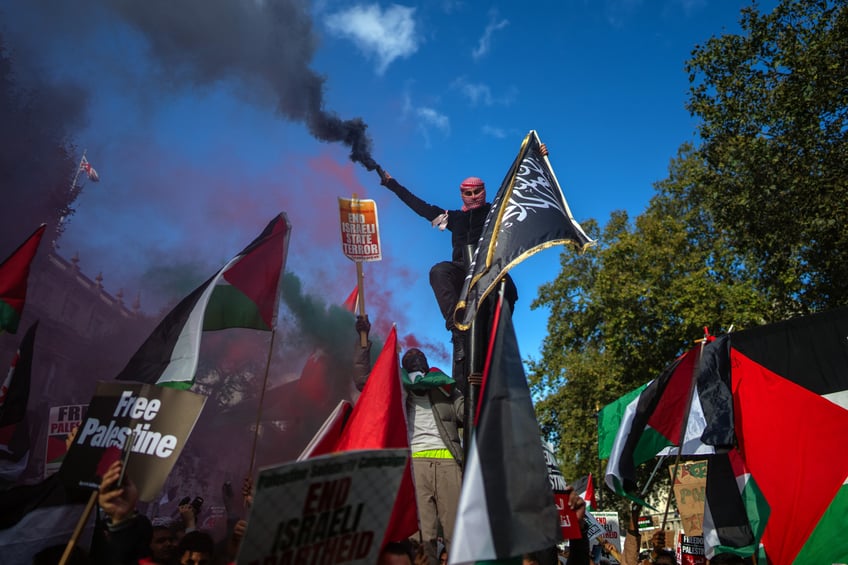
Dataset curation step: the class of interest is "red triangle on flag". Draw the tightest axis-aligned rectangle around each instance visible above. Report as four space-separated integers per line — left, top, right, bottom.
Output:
732 349 848 563
304 326 417 547
0 225 46 334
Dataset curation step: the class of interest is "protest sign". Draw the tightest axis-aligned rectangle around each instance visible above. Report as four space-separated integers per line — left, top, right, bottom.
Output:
59 381 205 501
676 532 707 565
670 459 708 535
44 403 87 477
594 511 622 554
338 197 381 262
541 439 582 539
237 449 409 565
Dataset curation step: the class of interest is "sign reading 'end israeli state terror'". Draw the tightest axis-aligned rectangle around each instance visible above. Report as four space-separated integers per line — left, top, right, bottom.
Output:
338 197 381 262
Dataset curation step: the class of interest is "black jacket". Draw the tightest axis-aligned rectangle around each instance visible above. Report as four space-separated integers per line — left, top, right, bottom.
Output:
384 178 490 263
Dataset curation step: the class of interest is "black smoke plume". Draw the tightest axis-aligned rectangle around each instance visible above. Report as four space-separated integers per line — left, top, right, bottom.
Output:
109 0 380 170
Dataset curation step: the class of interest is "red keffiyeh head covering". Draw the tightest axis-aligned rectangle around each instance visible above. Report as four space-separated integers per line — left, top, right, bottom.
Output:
460 177 486 210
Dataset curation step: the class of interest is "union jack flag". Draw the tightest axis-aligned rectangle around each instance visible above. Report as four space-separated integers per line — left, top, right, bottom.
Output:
80 155 100 182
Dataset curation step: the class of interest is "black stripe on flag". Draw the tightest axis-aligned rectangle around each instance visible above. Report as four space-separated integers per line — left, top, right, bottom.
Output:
476 300 560 556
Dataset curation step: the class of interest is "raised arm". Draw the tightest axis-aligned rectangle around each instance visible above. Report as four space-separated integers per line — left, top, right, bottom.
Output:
379 170 445 222
353 315 372 392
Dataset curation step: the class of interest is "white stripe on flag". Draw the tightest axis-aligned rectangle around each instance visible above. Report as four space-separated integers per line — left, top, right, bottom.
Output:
156 257 236 385
658 387 715 457
605 392 640 493
450 438 496 564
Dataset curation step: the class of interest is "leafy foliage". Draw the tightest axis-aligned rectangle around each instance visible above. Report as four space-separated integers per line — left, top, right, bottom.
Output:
686 0 848 316
530 0 848 513
529 148 769 501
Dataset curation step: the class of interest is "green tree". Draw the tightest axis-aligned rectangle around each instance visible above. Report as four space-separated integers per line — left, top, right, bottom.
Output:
529 147 769 500
685 0 848 317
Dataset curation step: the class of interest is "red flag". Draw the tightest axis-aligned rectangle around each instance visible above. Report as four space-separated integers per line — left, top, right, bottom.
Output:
306 326 418 546
0 225 46 334
342 286 359 313
296 400 352 461
585 473 597 511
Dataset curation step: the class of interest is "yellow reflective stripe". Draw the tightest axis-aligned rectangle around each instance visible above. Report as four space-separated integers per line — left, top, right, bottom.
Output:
412 449 453 459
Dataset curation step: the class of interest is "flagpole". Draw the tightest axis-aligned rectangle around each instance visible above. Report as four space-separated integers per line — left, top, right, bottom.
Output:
356 261 368 347
59 490 98 565
71 150 86 193
660 329 709 532
247 327 278 476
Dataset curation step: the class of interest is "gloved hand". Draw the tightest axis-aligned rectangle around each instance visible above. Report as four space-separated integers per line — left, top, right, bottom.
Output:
355 315 371 336
379 169 393 186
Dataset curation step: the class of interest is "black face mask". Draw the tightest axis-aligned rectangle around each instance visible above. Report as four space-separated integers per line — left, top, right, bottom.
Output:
402 349 429 374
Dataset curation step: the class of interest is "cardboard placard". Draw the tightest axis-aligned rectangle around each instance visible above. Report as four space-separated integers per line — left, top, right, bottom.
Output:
59 382 205 501
237 449 409 565
670 459 707 536
593 511 622 554
338 197 381 262
676 532 707 565
44 403 88 478
541 440 582 539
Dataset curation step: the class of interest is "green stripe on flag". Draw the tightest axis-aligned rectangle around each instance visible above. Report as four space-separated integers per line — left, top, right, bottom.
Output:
740 471 769 549
632 426 673 467
598 383 647 460
203 284 270 331
793 482 848 564
0 300 20 333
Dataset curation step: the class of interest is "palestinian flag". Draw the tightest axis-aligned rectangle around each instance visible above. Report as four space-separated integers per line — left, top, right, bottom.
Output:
601 339 733 504
569 474 597 512
0 322 38 482
116 213 291 388
704 307 848 564
342 285 359 313
450 297 560 564
703 449 768 559
584 473 597 511
454 130 593 330
302 326 418 547
0 474 95 562
0 225 46 334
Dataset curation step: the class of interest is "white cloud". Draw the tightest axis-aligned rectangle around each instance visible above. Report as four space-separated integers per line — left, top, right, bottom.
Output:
416 107 450 133
452 77 493 106
451 77 517 107
472 11 509 60
401 92 450 146
482 125 507 139
324 4 419 74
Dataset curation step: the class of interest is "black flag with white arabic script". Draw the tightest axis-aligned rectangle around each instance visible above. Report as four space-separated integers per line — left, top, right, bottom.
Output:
453 130 594 330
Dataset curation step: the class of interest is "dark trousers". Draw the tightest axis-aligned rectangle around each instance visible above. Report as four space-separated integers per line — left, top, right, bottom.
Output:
429 260 517 331
429 261 467 330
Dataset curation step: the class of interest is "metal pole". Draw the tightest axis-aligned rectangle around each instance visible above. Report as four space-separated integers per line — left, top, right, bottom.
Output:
248 327 278 476
462 245 478 459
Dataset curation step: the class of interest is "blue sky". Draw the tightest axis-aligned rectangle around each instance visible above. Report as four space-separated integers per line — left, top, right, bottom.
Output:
1 0 770 370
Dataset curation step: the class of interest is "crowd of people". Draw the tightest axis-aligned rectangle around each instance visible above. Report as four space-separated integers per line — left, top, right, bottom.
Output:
11 164 750 564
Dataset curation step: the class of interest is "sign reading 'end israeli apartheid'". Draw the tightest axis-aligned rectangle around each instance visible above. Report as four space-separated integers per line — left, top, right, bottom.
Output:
59 381 206 501
237 449 409 565
338 197 382 262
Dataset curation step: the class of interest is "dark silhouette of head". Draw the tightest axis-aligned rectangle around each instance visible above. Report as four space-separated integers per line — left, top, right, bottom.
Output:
401 348 429 374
